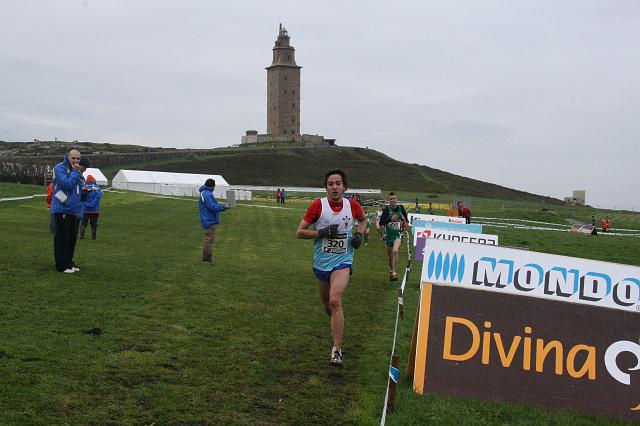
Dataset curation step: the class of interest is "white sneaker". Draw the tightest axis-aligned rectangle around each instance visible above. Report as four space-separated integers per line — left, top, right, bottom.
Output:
330 347 343 366
63 268 75 274
72 267 80 272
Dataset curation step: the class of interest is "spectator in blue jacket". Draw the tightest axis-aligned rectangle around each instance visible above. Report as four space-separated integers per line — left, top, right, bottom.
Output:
198 178 230 263
51 149 86 273
80 175 103 240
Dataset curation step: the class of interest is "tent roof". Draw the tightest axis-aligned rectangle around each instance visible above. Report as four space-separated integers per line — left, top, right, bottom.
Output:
113 169 229 186
82 168 108 185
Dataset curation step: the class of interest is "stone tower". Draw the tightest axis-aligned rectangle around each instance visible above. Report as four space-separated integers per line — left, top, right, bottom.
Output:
266 24 302 140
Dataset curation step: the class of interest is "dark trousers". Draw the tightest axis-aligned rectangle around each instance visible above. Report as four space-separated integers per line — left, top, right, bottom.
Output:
81 213 99 230
80 213 99 238
53 213 79 272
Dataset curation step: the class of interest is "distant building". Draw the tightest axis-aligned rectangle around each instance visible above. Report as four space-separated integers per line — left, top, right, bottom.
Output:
241 24 334 147
564 190 586 205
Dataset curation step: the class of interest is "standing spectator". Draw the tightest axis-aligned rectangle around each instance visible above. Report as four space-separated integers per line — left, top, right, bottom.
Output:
427 202 434 214
79 175 103 240
198 179 229 264
296 169 366 366
601 216 611 233
280 188 286 204
51 149 86 273
379 192 408 281
462 206 472 224
276 188 281 204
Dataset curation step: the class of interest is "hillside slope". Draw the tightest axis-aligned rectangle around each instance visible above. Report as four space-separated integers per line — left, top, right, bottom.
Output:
118 146 560 203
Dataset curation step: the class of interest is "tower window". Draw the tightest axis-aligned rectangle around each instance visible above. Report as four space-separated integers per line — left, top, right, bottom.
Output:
284 90 287 94
292 103 295 107
284 76 287 81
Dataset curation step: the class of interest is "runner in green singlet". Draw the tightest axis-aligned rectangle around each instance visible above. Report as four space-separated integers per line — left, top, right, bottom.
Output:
378 192 408 281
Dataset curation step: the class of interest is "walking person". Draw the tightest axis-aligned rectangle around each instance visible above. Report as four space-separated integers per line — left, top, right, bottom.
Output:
51 149 86 273
296 170 366 366
379 192 408 281
79 175 103 240
198 179 230 264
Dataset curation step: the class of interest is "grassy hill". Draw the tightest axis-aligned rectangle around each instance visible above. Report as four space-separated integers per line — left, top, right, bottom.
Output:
101 146 562 204
3 141 562 203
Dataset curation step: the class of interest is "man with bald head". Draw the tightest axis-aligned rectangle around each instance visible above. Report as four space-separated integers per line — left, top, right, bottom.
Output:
51 149 87 273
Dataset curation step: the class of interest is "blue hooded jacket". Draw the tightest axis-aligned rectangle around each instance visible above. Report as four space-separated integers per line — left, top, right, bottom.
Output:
198 185 226 228
82 182 103 213
51 155 84 215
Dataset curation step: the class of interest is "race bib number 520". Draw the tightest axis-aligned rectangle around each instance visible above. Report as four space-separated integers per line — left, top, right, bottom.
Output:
322 235 348 254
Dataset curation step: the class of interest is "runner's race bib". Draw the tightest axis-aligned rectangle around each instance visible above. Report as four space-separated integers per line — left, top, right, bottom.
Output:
322 234 348 254
387 220 402 231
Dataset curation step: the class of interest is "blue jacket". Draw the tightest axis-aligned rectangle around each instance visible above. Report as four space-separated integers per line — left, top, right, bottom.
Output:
198 185 226 228
51 155 84 215
82 182 103 213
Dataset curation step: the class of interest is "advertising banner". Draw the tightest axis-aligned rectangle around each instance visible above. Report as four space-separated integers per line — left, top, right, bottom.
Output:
412 220 483 235
421 239 640 312
409 213 466 225
410 283 640 421
414 229 499 261
569 224 596 235
413 226 499 246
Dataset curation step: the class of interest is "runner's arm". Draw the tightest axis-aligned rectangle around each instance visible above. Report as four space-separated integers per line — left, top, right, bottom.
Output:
378 207 390 226
296 219 320 239
357 214 367 235
401 205 409 223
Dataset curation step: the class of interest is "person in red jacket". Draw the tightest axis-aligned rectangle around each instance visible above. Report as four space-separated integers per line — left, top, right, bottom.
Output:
462 206 472 224
46 183 53 208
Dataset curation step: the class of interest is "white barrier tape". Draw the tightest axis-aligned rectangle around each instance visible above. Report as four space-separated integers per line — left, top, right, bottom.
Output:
381 294 402 426
152 195 196 202
0 194 46 202
480 222 640 236
476 216 570 226
477 216 640 234
381 236 412 425
0 195 36 202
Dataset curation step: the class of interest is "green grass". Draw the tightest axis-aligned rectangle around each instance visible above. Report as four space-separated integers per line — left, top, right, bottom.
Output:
0 182 637 424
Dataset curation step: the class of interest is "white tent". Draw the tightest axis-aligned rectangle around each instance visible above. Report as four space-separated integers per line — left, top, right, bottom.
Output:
112 170 230 199
82 168 109 186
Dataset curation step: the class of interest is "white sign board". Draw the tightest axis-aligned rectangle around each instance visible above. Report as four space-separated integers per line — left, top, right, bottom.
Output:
413 226 499 246
409 213 466 225
421 239 640 312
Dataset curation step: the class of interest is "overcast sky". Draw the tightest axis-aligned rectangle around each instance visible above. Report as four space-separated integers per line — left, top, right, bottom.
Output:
1 1 638 209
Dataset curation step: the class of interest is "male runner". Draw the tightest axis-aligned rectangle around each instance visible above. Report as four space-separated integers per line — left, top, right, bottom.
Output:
375 201 386 239
378 192 408 281
296 170 367 366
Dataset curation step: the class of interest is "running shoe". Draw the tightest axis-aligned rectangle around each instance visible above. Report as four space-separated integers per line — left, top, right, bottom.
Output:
330 347 343 366
391 272 399 281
